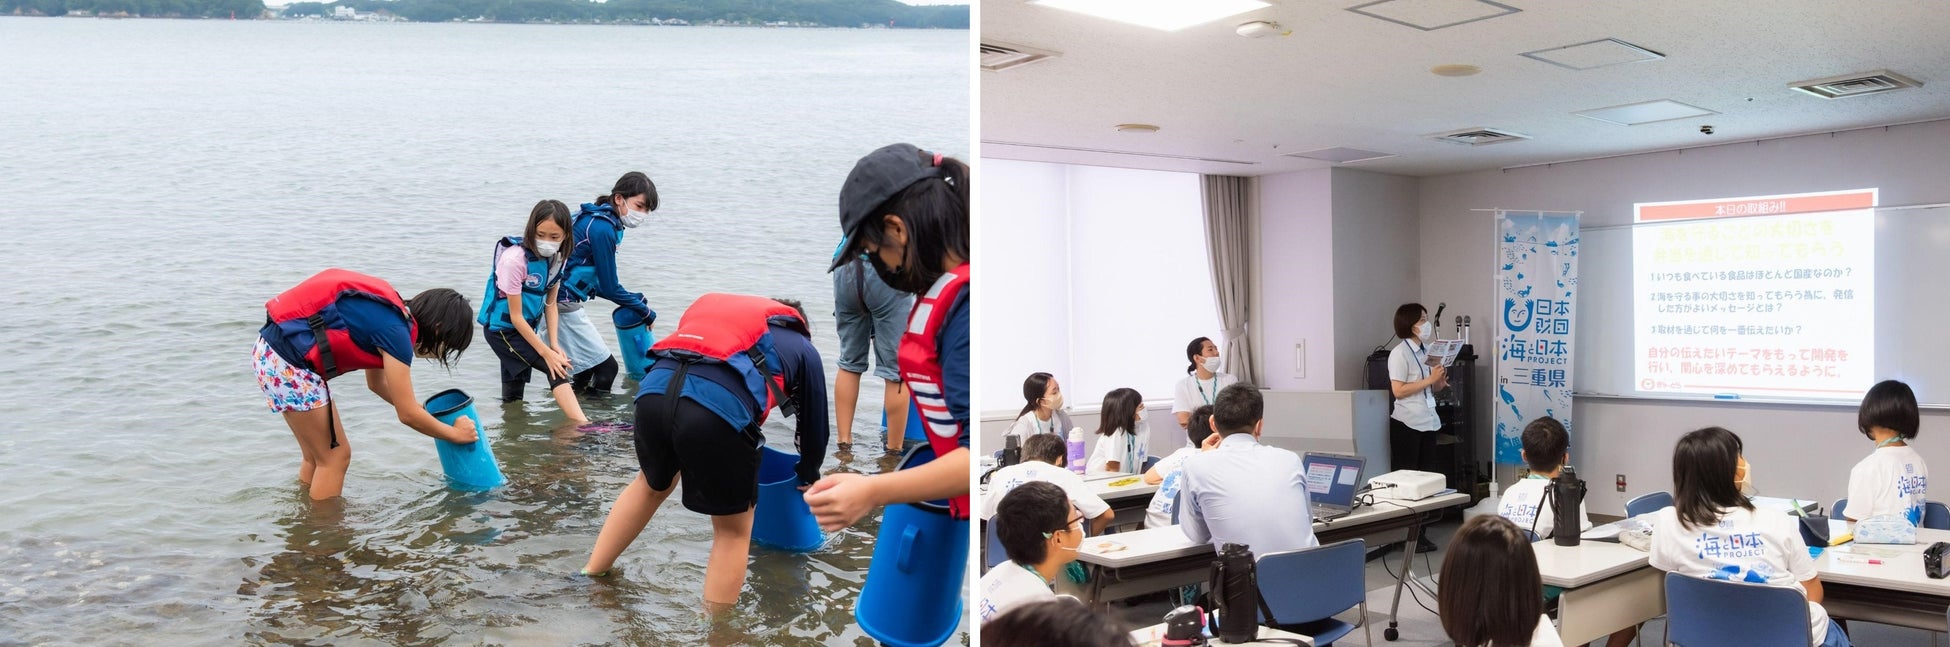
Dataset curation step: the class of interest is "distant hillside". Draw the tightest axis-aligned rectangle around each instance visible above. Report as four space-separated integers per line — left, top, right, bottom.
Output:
4 0 969 26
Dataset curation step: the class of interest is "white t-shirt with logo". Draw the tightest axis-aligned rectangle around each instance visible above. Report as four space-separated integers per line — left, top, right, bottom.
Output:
1648 505 1830 642
1004 410 1074 441
1841 444 1928 524
1144 447 1201 528
1174 372 1239 415
1087 427 1148 475
1498 476 1593 540
980 461 1111 521
978 561 1055 624
1388 339 1441 431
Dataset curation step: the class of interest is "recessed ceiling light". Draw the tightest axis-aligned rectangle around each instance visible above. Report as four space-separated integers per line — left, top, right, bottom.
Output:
1029 0 1270 32
1573 99 1717 126
1346 0 1519 32
1520 38 1665 71
1431 64 1481 77
1115 124 1161 133
1235 20 1288 38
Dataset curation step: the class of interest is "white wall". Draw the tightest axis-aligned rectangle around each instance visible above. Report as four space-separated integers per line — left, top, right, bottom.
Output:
979 159 1072 410
1330 169 1423 390
1255 169 1337 391
1418 119 1950 515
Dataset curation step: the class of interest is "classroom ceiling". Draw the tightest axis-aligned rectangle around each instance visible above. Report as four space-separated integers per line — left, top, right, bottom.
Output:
981 1 1950 177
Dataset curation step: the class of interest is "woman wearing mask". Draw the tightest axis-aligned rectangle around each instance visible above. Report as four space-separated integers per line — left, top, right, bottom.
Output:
1389 303 1446 552
1005 372 1073 440
1087 388 1148 474
555 171 659 394
1172 336 1239 432
478 199 585 422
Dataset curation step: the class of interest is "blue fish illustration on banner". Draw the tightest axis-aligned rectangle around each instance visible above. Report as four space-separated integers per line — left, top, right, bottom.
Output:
1494 211 1580 465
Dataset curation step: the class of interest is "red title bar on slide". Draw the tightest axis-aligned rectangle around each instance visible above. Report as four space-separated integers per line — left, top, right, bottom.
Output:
1637 191 1876 222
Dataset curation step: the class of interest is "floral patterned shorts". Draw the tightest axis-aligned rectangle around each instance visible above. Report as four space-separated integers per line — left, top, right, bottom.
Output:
254 337 328 413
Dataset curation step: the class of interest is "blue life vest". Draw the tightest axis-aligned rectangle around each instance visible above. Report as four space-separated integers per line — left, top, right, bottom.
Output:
477 236 559 331
560 204 623 303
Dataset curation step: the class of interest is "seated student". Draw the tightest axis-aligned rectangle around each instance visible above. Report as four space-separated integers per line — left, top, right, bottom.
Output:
1842 379 1928 525
1005 372 1074 440
1439 515 1563 647
1498 416 1592 539
982 433 1114 536
980 482 1086 625
1142 404 1219 529
1179 384 1318 554
1494 417 1638 646
1087 387 1149 474
982 598 1132 647
1649 427 1850 647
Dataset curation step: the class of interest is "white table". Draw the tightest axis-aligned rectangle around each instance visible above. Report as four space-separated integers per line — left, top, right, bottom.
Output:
1531 539 1660 646
1128 622 1313 646
1078 492 1470 639
1816 528 1950 631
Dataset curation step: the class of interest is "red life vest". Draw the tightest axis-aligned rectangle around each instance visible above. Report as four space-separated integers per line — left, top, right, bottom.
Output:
265 269 416 380
650 293 808 426
897 263 971 519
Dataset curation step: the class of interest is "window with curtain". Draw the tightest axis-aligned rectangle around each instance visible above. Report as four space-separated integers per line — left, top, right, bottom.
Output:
979 159 1220 415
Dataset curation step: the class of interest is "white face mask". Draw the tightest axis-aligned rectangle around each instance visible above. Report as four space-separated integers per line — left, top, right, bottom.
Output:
533 240 560 257
1202 356 1222 373
620 209 648 229
1134 408 1146 424
1417 321 1434 340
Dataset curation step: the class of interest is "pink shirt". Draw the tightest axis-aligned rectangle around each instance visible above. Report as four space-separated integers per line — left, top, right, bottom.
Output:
496 244 533 296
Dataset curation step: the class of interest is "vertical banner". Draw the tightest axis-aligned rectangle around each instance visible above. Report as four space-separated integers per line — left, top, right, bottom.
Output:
1494 211 1580 466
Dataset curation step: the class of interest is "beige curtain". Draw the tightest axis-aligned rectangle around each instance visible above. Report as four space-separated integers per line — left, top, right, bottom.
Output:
1200 175 1258 385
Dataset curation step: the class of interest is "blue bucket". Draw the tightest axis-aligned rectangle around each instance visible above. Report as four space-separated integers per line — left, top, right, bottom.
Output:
753 445 824 552
612 308 655 382
855 444 969 647
902 401 926 443
423 389 505 491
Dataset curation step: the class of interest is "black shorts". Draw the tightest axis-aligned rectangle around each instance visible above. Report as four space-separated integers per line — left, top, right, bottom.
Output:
635 392 763 516
484 326 572 389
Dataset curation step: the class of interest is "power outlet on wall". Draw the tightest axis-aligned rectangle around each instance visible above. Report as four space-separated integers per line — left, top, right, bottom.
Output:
1616 474 1627 492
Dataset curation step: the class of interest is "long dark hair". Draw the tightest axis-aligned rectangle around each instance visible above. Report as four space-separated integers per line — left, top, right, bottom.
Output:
1018 372 1055 418
594 171 659 212
1439 515 1545 647
981 598 1133 647
405 288 472 369
1672 426 1753 531
1184 337 1213 374
523 199 572 260
1095 388 1143 438
855 151 968 295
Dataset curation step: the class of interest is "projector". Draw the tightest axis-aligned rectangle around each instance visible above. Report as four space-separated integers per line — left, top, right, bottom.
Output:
1369 470 1447 501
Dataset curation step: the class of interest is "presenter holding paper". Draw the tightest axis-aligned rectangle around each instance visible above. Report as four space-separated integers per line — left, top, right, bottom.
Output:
1388 302 1446 552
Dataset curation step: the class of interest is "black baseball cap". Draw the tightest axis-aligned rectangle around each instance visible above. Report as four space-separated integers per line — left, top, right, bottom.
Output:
830 143 941 272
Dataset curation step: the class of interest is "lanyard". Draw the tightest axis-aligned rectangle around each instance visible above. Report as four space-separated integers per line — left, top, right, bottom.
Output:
1877 436 1907 448
1405 340 1429 380
1014 561 1054 590
1195 375 1219 404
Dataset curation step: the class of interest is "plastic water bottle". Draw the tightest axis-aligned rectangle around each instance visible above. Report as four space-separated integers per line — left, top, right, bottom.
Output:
1067 427 1086 474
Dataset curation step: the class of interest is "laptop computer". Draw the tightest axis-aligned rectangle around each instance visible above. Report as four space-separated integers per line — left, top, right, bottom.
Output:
1302 452 1367 522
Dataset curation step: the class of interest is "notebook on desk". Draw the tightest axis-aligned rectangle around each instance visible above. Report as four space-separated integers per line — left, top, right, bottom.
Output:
1302 452 1366 522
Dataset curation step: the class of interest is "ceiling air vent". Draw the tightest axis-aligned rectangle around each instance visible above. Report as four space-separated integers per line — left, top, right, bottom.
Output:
1790 70 1922 99
981 41 1059 72
1428 127 1531 146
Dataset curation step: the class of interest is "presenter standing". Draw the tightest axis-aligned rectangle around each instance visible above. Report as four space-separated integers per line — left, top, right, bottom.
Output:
1388 303 1446 552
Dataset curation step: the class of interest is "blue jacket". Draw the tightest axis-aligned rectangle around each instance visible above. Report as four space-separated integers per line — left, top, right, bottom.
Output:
561 203 654 321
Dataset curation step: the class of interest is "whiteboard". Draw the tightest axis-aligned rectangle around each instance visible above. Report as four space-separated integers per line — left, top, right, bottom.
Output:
1573 204 1950 406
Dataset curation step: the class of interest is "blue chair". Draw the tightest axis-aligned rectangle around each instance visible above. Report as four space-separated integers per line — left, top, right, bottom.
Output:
1256 539 1371 646
983 520 1006 570
1625 491 1673 518
1522 529 1540 542
1832 498 1848 520
1665 572 1814 647
1142 455 1161 473
1926 501 1950 530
